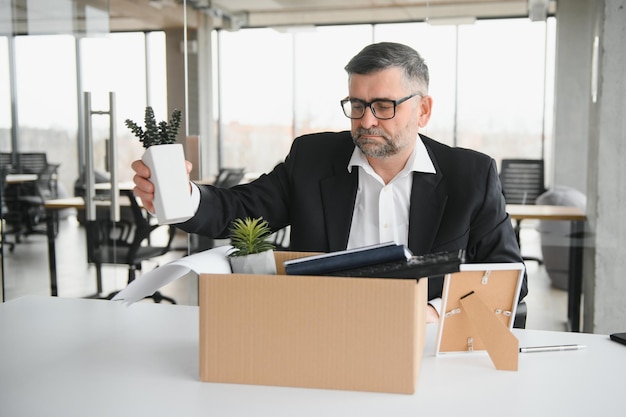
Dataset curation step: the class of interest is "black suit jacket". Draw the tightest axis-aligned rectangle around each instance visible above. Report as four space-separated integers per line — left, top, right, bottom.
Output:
180 131 527 301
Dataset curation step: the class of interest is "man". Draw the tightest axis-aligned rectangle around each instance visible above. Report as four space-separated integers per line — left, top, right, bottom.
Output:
132 42 527 322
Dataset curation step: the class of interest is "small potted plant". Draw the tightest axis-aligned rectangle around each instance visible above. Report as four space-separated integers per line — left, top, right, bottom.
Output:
125 106 193 225
227 217 277 274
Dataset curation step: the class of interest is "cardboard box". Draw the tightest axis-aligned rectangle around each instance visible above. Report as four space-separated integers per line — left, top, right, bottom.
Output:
199 251 427 394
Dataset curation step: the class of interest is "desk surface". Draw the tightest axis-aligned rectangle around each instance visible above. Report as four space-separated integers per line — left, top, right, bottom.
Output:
44 196 134 210
43 196 86 209
44 202 587 221
4 173 38 184
507 204 586 221
0 296 622 417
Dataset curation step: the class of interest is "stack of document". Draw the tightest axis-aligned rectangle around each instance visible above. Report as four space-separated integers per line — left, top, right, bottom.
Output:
284 242 412 276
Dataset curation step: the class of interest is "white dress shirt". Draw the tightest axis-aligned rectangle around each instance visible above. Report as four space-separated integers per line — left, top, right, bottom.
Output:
190 136 437 250
346 136 436 249
188 136 441 311
346 136 441 314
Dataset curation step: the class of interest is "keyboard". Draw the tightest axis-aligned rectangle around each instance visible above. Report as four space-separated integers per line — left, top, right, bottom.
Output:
323 249 466 279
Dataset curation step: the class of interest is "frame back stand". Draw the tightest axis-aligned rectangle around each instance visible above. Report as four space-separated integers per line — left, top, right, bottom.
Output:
459 290 519 370
436 264 525 371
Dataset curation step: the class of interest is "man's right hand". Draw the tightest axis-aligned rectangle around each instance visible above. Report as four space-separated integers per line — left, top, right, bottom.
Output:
131 159 193 215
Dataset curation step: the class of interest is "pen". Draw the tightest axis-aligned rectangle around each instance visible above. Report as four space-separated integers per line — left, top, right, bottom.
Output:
519 344 587 353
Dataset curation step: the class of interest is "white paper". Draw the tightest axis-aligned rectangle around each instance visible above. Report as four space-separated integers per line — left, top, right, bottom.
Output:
112 245 233 305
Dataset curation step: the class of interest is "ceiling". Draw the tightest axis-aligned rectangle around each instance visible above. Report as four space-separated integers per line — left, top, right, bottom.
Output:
3 0 556 35
111 0 556 31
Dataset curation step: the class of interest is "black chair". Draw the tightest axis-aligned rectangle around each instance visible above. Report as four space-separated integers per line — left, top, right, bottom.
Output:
1 152 60 240
513 300 527 329
213 167 245 188
15 152 51 176
17 162 61 236
499 159 547 264
86 189 177 303
187 168 246 254
269 226 290 251
73 169 112 225
0 152 14 171
1 165 16 252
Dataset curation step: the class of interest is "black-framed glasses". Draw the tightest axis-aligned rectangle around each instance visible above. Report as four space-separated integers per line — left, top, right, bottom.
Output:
340 93 421 120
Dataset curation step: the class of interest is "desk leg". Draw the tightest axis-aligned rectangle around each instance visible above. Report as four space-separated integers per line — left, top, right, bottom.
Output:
46 210 58 297
567 220 584 332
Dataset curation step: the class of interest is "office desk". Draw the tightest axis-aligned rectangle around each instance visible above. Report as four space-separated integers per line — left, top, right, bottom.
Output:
4 173 38 184
0 296 623 417
506 204 587 332
43 198 86 296
43 196 135 297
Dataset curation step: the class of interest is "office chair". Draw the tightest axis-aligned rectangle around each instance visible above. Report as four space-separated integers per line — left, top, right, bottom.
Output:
1 166 16 253
0 152 13 170
513 300 527 329
187 168 246 254
15 152 51 176
2 152 60 241
499 159 547 264
213 167 245 188
86 189 177 303
17 162 61 237
269 226 290 251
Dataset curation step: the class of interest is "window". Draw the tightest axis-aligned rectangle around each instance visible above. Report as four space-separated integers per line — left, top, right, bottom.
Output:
13 34 78 196
216 18 555 176
456 19 554 166
0 37 11 148
293 25 372 136
0 32 167 194
218 28 295 174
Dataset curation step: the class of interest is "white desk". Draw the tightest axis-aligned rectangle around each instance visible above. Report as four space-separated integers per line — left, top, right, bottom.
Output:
4 173 38 184
507 204 587 332
1 296 623 417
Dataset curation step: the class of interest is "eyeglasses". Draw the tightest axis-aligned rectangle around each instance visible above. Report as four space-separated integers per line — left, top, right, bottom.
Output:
340 93 421 120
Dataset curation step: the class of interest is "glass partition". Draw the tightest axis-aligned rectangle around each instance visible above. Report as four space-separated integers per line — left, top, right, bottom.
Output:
0 3 556 303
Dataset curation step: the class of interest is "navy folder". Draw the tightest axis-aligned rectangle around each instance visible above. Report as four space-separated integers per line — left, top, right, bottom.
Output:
283 242 411 276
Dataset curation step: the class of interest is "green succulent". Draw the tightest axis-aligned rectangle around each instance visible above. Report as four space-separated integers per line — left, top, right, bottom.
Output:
125 106 182 148
228 217 275 257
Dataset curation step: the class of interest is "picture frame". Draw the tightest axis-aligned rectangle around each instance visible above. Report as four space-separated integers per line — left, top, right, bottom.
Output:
435 263 525 370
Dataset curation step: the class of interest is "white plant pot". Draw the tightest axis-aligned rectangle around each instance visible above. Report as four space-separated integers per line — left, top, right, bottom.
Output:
142 143 194 225
229 250 277 275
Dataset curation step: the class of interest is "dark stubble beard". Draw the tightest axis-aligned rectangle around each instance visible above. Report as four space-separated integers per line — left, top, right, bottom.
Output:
352 127 404 158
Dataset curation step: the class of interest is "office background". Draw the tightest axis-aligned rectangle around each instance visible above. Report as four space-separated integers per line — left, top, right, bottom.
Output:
0 0 624 334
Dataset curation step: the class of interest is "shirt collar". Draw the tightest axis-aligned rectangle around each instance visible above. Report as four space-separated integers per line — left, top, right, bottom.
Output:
347 134 436 175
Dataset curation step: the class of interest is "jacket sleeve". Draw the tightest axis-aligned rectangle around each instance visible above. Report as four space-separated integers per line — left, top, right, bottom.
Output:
466 159 528 301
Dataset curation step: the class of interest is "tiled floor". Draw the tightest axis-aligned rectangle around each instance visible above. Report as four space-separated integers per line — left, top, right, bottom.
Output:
1 215 569 331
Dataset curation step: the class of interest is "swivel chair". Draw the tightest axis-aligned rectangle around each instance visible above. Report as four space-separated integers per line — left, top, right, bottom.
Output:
213 168 245 188
188 167 246 254
86 189 177 303
499 159 547 264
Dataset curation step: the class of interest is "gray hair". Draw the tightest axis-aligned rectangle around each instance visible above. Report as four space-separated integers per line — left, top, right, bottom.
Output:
344 42 429 93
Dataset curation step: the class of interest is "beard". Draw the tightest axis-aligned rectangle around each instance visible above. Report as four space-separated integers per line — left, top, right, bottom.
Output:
352 127 405 158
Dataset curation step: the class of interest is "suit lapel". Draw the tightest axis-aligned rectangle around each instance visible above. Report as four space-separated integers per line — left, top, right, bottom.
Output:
408 163 447 255
318 136 448 254
320 157 358 252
